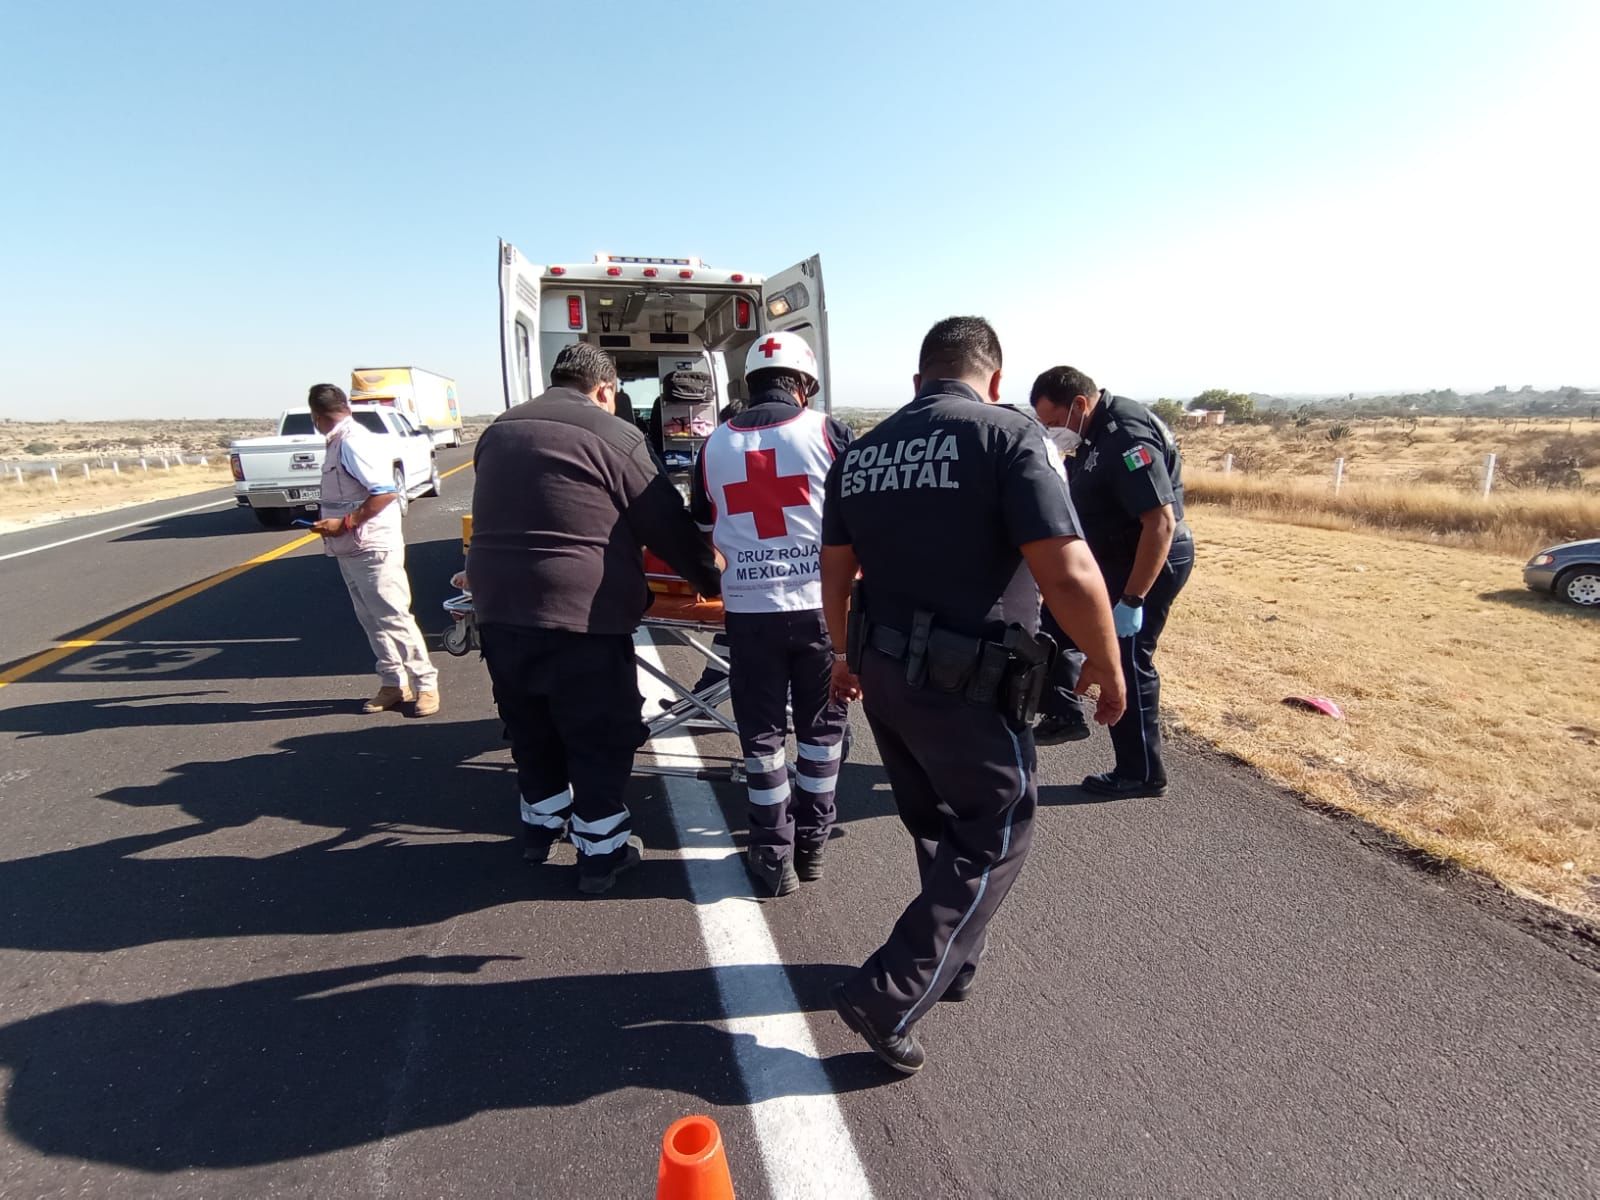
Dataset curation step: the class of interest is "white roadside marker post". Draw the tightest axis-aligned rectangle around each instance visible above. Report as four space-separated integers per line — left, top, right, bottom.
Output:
1222 452 1233 475
1481 452 1496 499
49 467 59 486
1332 457 1345 495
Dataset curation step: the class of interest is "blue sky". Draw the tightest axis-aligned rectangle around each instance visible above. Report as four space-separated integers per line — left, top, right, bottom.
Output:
1 0 1595 418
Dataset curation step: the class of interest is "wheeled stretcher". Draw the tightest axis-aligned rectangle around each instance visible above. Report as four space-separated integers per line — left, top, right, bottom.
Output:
440 518 743 783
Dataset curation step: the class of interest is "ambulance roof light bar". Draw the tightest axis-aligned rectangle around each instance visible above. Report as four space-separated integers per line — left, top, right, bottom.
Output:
595 254 704 268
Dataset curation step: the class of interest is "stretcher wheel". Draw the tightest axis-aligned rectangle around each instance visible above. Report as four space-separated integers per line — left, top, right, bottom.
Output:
442 618 475 657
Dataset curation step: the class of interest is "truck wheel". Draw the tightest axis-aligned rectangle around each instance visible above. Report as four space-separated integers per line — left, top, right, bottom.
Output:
422 457 441 498
254 509 291 529
392 465 409 517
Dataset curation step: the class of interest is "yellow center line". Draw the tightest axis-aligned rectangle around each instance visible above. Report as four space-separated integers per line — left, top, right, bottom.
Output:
0 457 476 690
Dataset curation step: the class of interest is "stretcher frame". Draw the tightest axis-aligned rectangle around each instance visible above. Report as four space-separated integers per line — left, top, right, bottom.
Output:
441 519 742 784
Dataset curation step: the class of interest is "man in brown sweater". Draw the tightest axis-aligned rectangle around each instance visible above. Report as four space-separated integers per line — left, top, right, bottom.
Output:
468 343 720 895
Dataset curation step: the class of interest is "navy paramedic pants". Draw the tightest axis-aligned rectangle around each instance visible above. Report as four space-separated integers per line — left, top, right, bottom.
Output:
479 624 647 867
841 647 1038 1036
724 609 847 866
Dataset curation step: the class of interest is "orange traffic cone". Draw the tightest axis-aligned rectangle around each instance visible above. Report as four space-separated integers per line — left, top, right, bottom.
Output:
656 1114 735 1200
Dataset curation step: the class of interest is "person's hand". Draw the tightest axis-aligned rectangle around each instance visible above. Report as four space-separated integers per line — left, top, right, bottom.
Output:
829 657 862 704
1112 600 1144 638
311 518 347 536
1074 658 1127 726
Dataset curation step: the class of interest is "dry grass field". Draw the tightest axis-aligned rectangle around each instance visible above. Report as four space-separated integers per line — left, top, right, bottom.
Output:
1178 417 1599 555
0 462 236 531
0 417 276 462
1183 471 1600 557
1179 415 1600 489
1163 509 1598 918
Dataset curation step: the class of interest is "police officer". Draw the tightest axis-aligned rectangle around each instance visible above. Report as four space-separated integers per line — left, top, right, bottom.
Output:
1029 366 1194 798
820 317 1126 1073
691 332 853 897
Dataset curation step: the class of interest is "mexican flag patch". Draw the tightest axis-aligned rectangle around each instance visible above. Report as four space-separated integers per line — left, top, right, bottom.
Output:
1123 446 1153 471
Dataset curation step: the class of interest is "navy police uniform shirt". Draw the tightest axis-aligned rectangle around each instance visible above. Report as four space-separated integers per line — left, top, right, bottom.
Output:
1068 391 1186 573
822 379 1082 639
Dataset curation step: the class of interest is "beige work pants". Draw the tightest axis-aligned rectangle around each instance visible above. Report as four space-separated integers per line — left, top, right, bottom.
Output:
336 548 439 692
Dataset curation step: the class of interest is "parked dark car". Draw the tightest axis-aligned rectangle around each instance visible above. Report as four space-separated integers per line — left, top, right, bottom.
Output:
1523 538 1600 607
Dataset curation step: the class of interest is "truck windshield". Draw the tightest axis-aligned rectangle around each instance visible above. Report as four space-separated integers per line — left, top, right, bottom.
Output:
279 412 385 435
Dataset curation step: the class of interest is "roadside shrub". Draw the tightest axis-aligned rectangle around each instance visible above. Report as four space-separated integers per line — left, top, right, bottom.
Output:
22 441 56 455
1326 423 1353 443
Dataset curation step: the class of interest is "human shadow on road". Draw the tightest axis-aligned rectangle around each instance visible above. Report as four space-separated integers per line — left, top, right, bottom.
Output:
0 955 883 1171
0 719 699 953
0 690 344 738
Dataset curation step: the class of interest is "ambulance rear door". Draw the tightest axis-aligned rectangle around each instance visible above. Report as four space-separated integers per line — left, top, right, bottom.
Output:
761 255 831 412
498 240 542 410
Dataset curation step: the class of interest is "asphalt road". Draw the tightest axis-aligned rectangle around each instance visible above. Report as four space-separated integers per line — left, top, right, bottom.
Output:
0 450 1595 1198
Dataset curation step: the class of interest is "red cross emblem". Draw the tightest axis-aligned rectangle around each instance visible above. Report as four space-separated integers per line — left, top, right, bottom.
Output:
722 449 811 538
757 337 784 358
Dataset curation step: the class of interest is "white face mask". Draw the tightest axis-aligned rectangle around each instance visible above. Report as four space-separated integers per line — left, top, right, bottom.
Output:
1047 426 1082 456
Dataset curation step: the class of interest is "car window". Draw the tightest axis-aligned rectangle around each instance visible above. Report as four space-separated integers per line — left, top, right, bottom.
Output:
280 413 314 436
354 412 385 434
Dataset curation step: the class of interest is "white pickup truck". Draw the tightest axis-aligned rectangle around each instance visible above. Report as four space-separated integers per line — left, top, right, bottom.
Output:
228 405 442 528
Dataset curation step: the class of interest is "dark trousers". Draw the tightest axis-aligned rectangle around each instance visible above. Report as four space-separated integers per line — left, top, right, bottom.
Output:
1041 534 1194 784
479 624 646 866
842 648 1038 1036
724 609 847 865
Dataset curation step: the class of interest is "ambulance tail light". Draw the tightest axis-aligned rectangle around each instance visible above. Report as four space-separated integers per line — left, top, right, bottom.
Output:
548 266 566 276
567 296 583 329
606 266 622 276
643 267 659 278
735 298 752 329
678 269 694 279
730 273 745 283
229 453 243 482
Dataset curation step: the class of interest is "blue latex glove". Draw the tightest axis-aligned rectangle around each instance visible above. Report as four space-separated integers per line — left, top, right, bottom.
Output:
1112 600 1144 638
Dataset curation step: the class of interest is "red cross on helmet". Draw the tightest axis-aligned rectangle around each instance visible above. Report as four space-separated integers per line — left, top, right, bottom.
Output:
745 331 820 397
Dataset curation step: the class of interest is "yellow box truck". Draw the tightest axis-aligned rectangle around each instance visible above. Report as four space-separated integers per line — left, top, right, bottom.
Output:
349 366 464 447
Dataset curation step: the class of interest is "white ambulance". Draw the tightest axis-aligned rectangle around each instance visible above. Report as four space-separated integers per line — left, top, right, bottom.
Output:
496 245 830 471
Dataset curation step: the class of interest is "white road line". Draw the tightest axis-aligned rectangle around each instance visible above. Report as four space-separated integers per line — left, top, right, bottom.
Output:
0 497 235 563
635 637 874 1200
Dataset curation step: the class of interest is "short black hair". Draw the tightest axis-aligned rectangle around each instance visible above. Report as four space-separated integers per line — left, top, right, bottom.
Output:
307 383 350 416
918 316 1002 380
1029 366 1098 408
747 367 808 398
550 343 618 392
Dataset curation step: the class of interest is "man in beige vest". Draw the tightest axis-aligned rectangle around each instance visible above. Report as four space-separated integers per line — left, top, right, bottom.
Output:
307 383 441 716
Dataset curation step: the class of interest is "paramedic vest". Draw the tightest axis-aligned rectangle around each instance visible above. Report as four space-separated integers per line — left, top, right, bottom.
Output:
702 406 833 613
320 418 403 557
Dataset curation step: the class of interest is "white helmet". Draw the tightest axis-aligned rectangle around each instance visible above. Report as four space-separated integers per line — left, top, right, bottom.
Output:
745 331 820 397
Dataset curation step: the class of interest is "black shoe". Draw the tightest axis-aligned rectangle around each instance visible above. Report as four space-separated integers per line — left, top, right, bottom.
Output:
1034 709 1091 745
523 834 560 865
831 983 925 1075
576 836 643 895
747 851 800 897
794 843 826 882
1080 771 1166 799
940 966 977 1003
